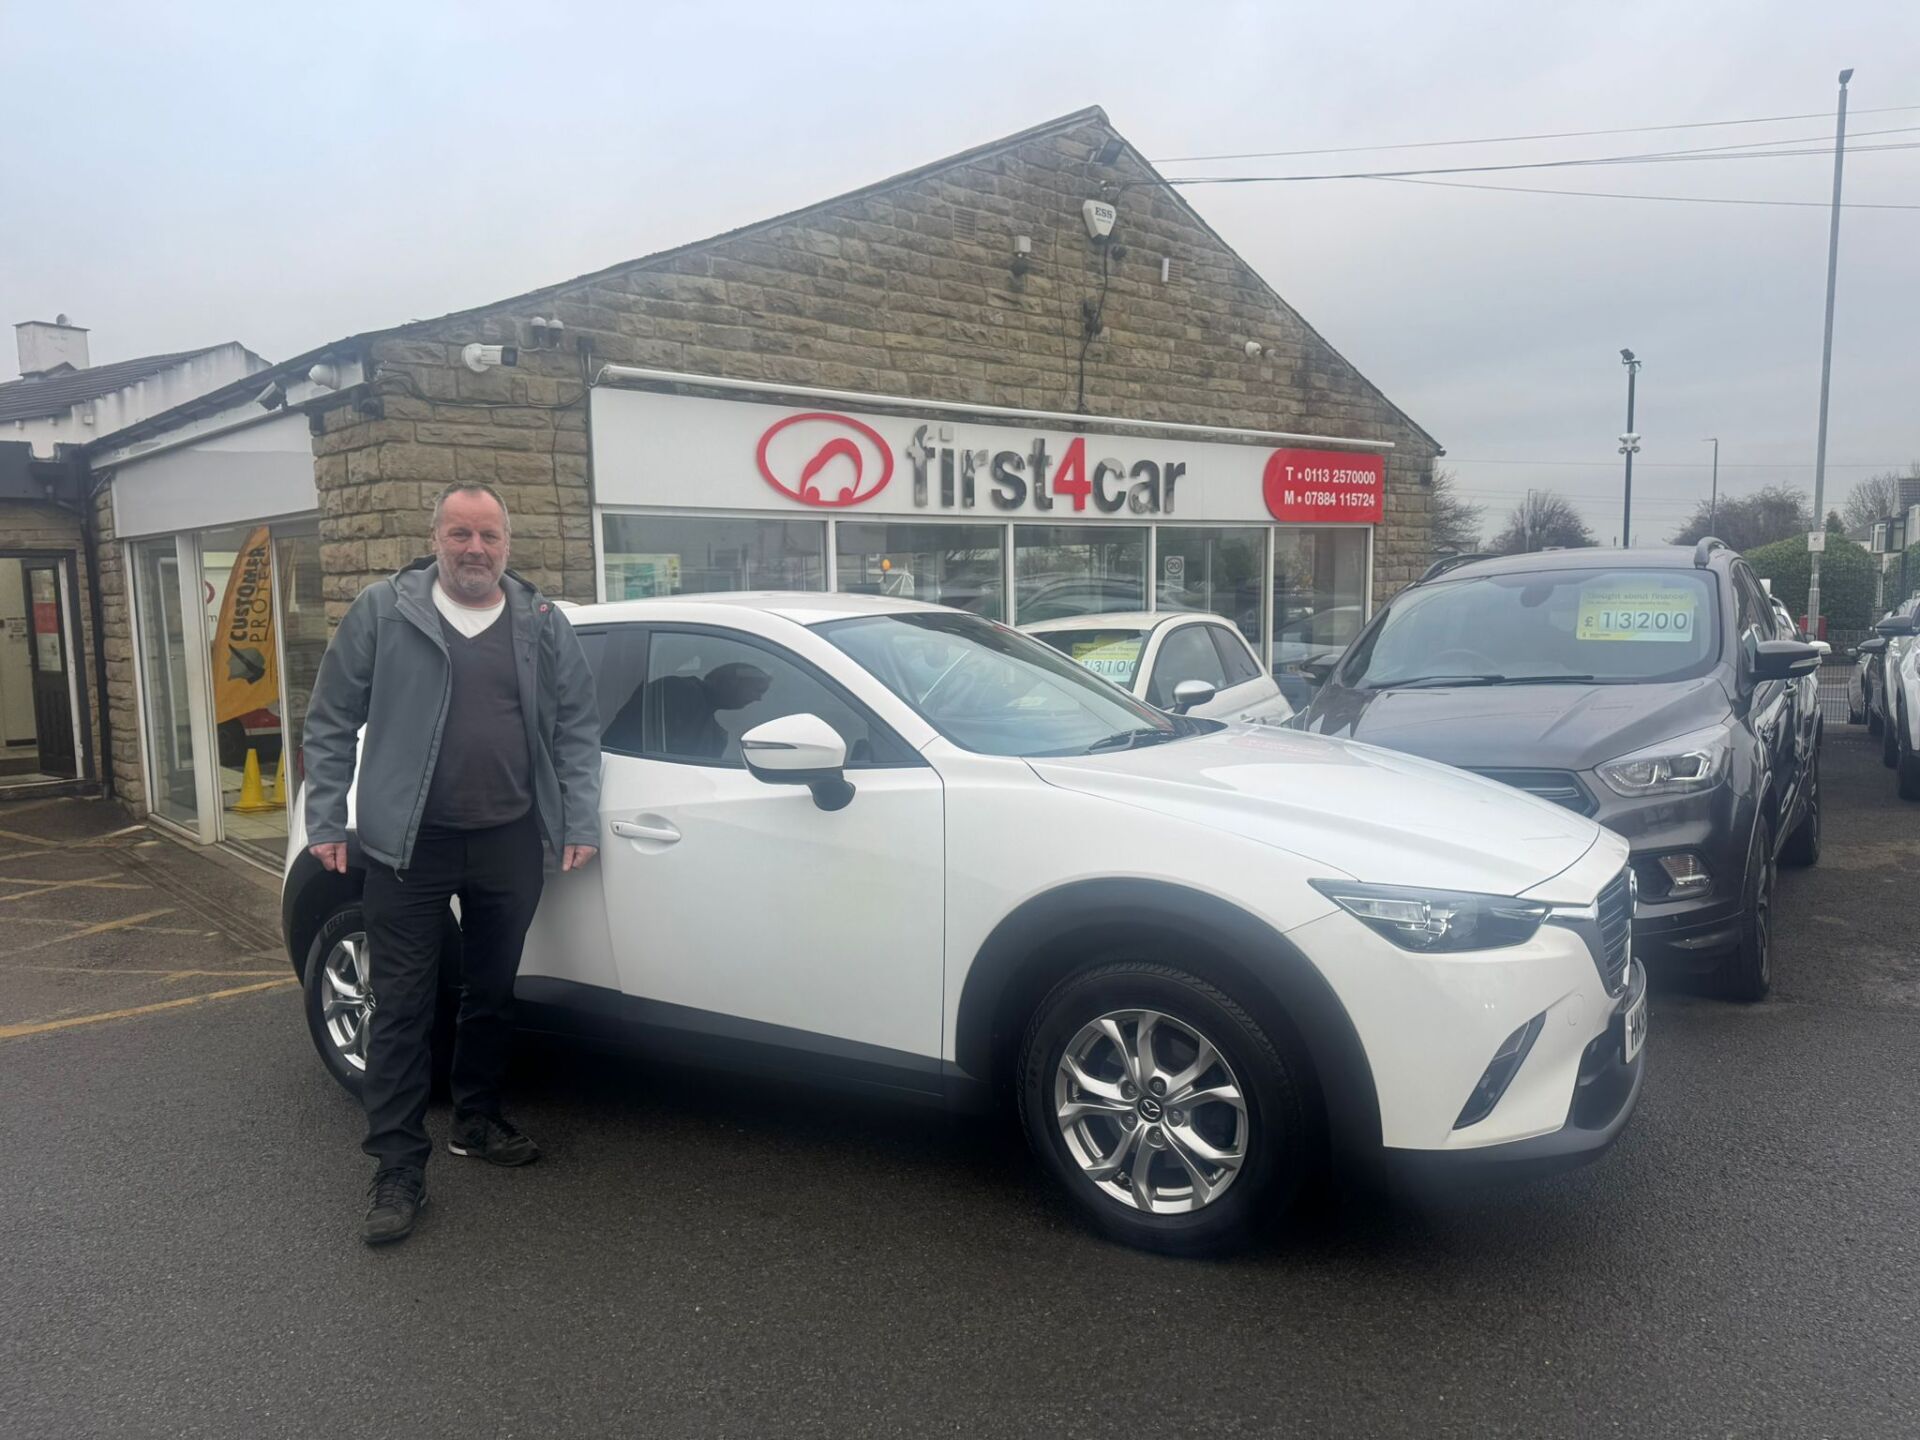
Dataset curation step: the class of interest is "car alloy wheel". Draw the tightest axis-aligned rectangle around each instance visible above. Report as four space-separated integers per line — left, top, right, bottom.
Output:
1052 1007 1248 1214
319 931 374 1073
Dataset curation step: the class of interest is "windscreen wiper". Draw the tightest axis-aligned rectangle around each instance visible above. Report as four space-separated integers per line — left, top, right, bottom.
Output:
1495 674 1597 685
1369 674 1506 690
1082 727 1177 753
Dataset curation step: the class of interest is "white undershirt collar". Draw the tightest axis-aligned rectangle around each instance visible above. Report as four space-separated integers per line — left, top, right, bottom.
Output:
433 581 506 639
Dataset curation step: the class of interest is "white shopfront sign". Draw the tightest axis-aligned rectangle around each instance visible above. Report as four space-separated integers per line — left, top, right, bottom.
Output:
589 381 1387 526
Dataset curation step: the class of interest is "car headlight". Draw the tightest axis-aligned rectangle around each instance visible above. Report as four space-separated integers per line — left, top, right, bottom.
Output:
1596 725 1730 798
1308 880 1550 952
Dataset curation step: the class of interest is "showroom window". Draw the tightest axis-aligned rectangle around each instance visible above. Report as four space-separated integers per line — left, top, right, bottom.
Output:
602 514 826 599
836 521 1006 621
1013 525 1146 623
1274 528 1368 675
1154 527 1266 649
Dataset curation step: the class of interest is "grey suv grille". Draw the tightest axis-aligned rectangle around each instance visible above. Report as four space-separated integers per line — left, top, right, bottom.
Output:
1466 768 1598 816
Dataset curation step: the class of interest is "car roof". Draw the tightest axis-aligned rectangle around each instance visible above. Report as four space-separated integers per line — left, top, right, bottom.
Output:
1425 546 1725 584
561 590 950 628
1020 610 1185 633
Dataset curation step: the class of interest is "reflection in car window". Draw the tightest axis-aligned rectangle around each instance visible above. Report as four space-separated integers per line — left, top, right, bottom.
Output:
1343 568 1722 688
820 611 1188 757
577 627 649 750
1147 624 1228 708
615 630 893 768
1209 625 1263 686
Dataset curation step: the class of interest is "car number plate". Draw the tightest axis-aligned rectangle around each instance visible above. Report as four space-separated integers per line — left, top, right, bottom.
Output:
1622 986 1648 1064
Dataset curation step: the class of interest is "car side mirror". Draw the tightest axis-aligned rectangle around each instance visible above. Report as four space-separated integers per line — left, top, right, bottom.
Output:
1170 679 1217 714
739 713 854 811
1299 656 1338 686
1873 616 1917 637
1858 636 1888 655
1750 639 1822 682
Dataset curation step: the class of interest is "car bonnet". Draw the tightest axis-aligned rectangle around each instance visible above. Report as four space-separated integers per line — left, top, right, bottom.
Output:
1028 725 1604 896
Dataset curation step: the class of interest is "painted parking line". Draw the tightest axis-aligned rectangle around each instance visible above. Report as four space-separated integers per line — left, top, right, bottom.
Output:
0 874 148 903
0 908 178 957
0 977 297 1041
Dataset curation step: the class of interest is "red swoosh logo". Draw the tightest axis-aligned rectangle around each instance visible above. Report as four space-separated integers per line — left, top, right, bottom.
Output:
799 438 864 505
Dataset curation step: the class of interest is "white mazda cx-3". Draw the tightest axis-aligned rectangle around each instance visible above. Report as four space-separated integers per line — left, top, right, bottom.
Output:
284 593 1647 1253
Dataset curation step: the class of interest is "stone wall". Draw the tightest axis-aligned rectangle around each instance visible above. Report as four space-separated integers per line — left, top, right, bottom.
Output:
89 487 144 812
310 109 1437 618
0 499 106 787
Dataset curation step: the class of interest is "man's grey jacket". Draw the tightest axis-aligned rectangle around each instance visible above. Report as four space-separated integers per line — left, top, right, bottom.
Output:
303 559 602 871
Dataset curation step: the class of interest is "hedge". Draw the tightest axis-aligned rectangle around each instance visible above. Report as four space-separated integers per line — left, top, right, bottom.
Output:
1743 533 1877 631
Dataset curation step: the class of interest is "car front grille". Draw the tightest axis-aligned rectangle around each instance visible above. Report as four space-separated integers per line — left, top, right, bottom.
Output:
1593 868 1634 994
1466 767 1598 816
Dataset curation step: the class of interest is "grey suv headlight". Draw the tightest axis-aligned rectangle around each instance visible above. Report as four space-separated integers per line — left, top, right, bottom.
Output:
1308 880 1550 952
1596 725 1730 798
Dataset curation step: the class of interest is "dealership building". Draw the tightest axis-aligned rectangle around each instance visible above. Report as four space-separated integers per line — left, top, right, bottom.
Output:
0 107 1440 862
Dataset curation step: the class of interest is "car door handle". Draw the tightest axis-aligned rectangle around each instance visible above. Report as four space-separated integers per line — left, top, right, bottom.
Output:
610 820 680 844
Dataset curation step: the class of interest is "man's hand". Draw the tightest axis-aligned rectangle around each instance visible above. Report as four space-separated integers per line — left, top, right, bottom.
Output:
562 845 599 872
310 842 348 874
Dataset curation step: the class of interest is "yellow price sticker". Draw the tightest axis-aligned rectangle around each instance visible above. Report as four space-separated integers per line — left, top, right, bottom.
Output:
1072 638 1143 680
1576 584 1698 643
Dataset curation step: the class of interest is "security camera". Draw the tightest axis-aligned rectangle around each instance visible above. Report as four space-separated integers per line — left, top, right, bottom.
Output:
1620 348 1636 363
254 380 287 411
1244 340 1265 358
1082 199 1117 241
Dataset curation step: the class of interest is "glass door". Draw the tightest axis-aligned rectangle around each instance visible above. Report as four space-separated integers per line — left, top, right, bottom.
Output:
133 537 211 833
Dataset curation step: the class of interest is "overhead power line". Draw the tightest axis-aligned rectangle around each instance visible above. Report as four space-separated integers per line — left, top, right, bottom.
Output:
1375 175 1920 211
1155 103 1920 164
1162 138 1920 187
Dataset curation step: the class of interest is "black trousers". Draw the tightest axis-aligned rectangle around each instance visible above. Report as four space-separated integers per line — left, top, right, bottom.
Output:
359 811 545 1171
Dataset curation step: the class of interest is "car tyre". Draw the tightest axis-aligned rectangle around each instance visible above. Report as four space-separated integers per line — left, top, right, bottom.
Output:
1881 713 1899 767
301 900 459 1099
1780 747 1821 867
1897 704 1920 802
1867 705 1883 737
1712 817 1774 1003
1017 961 1306 1255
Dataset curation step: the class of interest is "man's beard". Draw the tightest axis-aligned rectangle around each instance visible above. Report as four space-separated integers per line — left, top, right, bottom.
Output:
441 554 503 601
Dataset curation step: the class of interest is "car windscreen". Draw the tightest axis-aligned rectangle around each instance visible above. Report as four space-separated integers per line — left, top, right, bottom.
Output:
1032 628 1151 689
818 611 1192 757
1341 568 1722 688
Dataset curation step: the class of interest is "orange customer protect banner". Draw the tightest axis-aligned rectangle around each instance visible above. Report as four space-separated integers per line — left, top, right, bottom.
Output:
211 527 278 723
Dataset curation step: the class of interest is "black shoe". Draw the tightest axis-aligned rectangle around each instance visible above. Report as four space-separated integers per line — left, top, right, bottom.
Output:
448 1112 540 1167
362 1166 427 1245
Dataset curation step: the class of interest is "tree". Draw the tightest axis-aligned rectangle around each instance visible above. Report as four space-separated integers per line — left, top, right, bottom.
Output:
1666 484 1810 553
1488 492 1596 554
1428 467 1484 560
1841 464 1919 533
1745 532 1878 632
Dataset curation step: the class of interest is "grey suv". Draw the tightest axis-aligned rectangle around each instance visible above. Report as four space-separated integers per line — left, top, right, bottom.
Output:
1296 540 1823 1000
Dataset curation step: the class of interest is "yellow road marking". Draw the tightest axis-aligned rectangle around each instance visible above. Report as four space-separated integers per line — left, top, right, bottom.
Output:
7 966 287 978
0 875 147 903
0 907 177 956
0 977 296 1040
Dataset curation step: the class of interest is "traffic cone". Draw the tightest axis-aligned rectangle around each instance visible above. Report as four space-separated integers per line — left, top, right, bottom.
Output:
232 748 283 813
271 750 288 807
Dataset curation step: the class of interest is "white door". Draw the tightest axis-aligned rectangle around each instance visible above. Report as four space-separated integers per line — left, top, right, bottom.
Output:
596 625 945 1060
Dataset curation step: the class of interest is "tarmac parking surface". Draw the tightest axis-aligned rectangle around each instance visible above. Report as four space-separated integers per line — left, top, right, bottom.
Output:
3 727 1916 1438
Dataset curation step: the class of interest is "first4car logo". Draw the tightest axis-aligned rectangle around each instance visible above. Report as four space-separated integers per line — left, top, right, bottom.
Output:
756 412 895 508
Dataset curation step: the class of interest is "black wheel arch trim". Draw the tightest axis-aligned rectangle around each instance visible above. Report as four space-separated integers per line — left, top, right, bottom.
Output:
953 878 1385 1172
281 843 366 979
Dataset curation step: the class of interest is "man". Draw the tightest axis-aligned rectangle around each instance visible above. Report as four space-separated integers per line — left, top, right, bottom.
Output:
303 481 601 1245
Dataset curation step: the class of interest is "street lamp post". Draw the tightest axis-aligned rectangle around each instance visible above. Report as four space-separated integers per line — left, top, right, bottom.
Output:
1619 349 1642 546
1808 67 1854 632
1703 437 1720 533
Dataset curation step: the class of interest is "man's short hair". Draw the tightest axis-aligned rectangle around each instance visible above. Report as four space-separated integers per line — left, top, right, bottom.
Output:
431 481 512 536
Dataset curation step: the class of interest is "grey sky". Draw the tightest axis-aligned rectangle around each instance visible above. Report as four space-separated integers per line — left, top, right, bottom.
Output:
4 0 1915 541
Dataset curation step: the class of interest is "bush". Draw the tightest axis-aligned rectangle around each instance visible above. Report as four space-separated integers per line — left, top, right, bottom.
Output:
1744 533 1877 631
